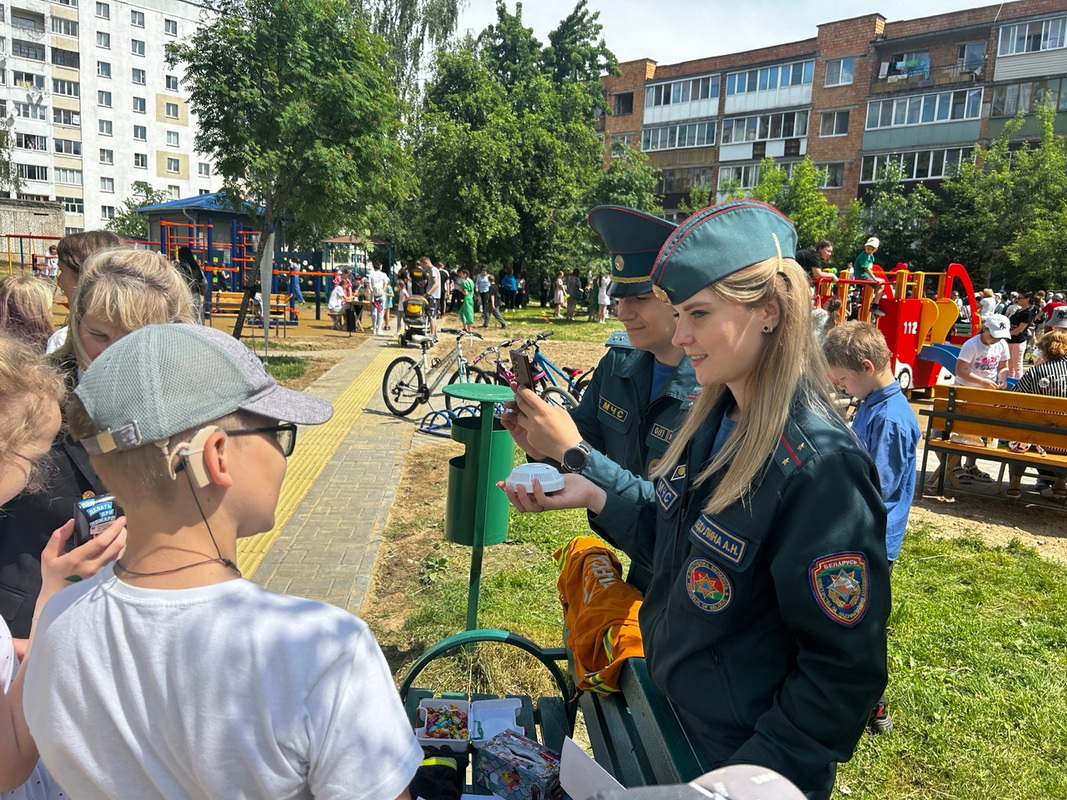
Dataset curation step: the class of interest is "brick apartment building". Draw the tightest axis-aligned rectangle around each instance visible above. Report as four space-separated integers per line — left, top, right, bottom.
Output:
598 0 1067 220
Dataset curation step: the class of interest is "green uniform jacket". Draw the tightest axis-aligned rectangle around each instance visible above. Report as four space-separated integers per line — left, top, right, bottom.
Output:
591 392 889 799
569 345 697 506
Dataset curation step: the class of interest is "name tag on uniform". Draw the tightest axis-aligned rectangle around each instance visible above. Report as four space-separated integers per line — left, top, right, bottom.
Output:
650 423 674 444
598 396 629 423
689 514 748 566
656 477 679 512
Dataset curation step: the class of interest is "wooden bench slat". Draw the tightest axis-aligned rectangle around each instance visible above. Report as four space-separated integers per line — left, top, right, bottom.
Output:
535 695 570 754
579 692 651 786
925 440 1067 469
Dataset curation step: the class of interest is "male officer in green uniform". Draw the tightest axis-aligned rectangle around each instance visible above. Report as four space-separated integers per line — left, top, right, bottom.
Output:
502 205 698 591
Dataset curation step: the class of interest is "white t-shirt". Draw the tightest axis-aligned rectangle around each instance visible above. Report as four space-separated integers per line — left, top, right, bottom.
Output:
597 275 611 306
327 285 346 313
368 269 389 299
44 327 68 355
25 566 421 800
978 296 997 318
955 334 1009 386
428 266 441 299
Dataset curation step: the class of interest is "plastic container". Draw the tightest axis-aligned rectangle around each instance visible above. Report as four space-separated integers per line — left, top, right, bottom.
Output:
470 698 524 747
414 698 470 749
503 463 565 494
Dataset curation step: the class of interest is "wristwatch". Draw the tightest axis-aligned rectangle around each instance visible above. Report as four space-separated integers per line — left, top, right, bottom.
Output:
560 440 592 474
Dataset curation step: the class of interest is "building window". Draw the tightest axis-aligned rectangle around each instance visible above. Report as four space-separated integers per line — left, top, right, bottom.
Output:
865 88 982 130
860 147 974 183
60 196 84 214
991 77 1067 117
13 71 44 90
133 96 146 113
51 17 79 37
999 16 1066 56
101 206 116 221
99 119 112 136
165 102 179 118
817 162 844 189
613 92 633 116
52 78 80 97
645 74 720 108
55 168 83 185
16 164 48 182
164 18 177 36
54 138 82 156
130 10 144 26
167 184 180 199
10 12 44 32
98 90 112 107
726 60 813 95
885 51 930 79
134 153 147 169
97 31 110 48
819 109 849 137
51 48 80 69
165 75 179 91
166 131 179 147
52 108 80 126
95 1 109 18
100 177 114 192
721 110 808 143
133 124 146 140
99 148 114 165
824 57 854 87
957 42 986 73
132 67 145 84
15 133 47 150
166 157 180 173
641 119 716 151
717 164 762 191
198 162 211 177
97 61 111 79
15 103 48 121
11 40 45 61
131 39 145 56
655 166 711 196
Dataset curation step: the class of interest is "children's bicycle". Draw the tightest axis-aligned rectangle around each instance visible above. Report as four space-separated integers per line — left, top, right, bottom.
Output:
381 328 483 417
472 332 589 407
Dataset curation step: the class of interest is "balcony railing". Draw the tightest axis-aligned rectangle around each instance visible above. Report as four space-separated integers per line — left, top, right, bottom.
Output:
870 63 983 95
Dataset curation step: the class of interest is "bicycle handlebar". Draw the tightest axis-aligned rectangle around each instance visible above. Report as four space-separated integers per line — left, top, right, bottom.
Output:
439 328 484 340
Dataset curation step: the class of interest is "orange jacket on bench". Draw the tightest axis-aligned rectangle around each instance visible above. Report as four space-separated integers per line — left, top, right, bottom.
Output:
554 536 644 694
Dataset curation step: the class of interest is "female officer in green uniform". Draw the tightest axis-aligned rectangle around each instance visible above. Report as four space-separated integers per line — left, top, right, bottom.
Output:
502 200 889 799
501 206 697 590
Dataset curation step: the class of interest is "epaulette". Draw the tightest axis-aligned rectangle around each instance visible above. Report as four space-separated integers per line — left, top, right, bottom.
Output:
773 419 815 478
604 330 633 349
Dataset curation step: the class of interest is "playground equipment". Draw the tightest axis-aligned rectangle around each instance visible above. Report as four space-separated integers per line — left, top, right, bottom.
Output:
815 261 980 393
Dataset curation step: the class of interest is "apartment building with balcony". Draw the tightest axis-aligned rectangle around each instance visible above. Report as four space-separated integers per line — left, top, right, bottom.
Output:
0 0 220 233
599 0 1067 220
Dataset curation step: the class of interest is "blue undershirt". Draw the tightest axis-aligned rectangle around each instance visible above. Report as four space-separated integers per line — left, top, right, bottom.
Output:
650 359 674 402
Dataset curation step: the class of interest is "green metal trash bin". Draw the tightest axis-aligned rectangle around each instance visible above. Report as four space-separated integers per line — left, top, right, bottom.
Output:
445 415 512 546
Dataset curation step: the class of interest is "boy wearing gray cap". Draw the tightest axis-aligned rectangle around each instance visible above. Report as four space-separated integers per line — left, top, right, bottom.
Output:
23 324 421 800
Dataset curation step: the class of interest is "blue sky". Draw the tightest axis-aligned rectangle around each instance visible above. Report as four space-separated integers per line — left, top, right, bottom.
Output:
455 0 992 65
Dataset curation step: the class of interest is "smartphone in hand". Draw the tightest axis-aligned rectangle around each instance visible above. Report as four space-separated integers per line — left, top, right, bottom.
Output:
510 350 536 390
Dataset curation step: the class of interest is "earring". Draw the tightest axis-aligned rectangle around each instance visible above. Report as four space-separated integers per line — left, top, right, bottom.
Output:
762 324 774 333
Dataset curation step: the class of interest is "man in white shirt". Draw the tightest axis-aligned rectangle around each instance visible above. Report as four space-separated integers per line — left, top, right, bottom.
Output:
427 262 441 339
367 263 390 335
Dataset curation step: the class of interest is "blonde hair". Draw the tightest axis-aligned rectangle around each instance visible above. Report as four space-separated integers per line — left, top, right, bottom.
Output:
0 333 64 472
1037 329 1067 362
651 256 836 514
823 320 891 372
63 249 196 369
0 274 55 351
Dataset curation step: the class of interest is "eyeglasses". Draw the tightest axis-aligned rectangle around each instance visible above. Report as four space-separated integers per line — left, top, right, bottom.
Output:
222 423 297 457
11 451 60 493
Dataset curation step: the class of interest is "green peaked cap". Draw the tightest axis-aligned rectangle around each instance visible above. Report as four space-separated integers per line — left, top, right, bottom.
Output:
650 200 798 304
587 205 678 298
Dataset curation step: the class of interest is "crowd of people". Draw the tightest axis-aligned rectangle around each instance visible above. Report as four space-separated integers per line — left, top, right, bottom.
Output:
0 210 1063 799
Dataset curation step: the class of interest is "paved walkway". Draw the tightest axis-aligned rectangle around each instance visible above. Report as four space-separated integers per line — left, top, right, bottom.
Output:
241 334 426 613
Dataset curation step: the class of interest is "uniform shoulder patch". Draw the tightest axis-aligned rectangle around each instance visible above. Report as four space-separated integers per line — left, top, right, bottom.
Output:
686 558 732 613
598 396 629 423
809 552 870 627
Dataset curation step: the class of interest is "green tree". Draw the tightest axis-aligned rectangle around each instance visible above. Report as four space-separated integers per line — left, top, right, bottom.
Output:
862 160 935 270
107 181 170 239
0 129 20 198
166 0 405 255
677 184 712 216
587 143 660 213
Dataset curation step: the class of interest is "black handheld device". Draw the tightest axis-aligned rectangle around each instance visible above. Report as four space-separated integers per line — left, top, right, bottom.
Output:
509 349 535 390
72 494 123 548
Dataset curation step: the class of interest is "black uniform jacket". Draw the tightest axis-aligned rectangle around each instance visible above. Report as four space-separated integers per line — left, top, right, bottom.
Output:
591 392 890 798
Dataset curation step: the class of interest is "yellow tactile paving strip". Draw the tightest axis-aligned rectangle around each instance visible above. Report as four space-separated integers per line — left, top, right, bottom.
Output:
235 347 397 577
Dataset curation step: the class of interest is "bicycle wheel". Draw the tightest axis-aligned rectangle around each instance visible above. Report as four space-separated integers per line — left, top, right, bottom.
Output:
572 369 595 401
382 357 425 416
443 367 480 411
541 386 578 410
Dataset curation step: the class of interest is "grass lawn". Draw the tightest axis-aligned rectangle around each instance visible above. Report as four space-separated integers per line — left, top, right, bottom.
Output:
365 440 1067 799
262 355 309 383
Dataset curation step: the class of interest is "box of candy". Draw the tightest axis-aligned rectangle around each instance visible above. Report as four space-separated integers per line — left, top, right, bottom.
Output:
414 699 470 750
472 729 563 800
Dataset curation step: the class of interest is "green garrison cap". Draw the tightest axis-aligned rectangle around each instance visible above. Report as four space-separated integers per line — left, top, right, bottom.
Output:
587 205 678 298
650 200 798 304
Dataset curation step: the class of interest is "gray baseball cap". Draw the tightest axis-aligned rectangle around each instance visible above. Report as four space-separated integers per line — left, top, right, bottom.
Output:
77 323 333 454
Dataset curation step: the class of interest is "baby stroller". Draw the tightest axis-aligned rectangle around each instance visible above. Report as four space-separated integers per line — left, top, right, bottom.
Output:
399 295 431 348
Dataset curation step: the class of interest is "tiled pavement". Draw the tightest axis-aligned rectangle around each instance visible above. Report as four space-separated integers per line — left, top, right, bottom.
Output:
243 334 426 613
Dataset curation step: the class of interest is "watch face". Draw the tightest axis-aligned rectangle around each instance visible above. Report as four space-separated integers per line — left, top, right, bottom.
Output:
563 444 588 472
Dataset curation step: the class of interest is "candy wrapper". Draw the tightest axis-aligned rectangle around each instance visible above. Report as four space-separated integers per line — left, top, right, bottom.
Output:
473 729 563 800
415 699 470 750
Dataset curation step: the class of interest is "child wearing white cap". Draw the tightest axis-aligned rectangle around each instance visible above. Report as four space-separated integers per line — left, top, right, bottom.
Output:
851 237 886 317
951 314 1011 483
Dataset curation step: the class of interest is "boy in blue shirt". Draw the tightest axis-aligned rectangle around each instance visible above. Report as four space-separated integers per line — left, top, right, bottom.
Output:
823 320 919 733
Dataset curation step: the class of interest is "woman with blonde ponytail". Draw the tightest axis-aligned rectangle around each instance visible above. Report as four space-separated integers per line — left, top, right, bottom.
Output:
502 200 890 800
